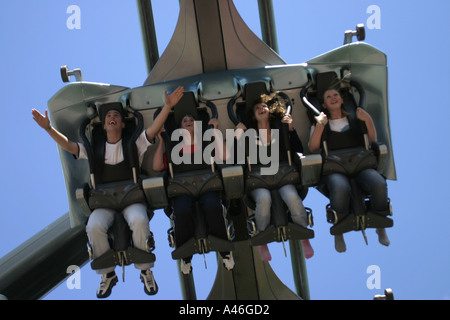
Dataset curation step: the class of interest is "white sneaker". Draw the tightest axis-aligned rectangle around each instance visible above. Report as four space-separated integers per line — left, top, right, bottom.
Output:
222 252 235 271
97 272 118 299
180 259 192 275
140 269 158 295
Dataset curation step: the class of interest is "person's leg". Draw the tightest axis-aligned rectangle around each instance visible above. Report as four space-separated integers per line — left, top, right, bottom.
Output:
251 188 272 261
86 208 116 274
200 192 228 240
277 184 314 258
356 169 390 246
172 195 195 274
123 203 158 295
251 188 272 232
278 184 307 227
324 173 352 220
200 192 235 270
123 203 153 269
324 173 351 253
85 208 118 298
356 169 388 213
172 195 195 249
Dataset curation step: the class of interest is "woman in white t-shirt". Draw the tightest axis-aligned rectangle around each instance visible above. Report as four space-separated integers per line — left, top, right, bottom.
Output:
309 88 390 253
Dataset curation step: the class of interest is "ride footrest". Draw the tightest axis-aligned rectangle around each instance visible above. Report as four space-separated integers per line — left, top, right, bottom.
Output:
250 223 314 246
91 249 119 270
329 212 393 236
365 212 393 229
125 247 156 265
171 235 235 260
91 248 156 270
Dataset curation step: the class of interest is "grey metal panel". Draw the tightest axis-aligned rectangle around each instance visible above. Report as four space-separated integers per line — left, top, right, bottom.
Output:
194 0 228 72
218 0 285 69
207 240 300 300
144 0 285 85
144 0 204 84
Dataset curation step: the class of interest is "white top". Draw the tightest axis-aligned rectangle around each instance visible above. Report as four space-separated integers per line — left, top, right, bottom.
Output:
77 131 152 166
328 117 350 132
309 117 350 138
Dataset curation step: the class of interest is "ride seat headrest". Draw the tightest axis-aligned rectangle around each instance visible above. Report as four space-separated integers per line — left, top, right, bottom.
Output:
154 91 210 137
316 72 340 102
173 92 199 126
243 82 269 109
235 82 269 128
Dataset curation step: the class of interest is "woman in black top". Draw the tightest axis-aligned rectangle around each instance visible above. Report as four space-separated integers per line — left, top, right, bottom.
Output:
236 93 314 261
309 88 390 253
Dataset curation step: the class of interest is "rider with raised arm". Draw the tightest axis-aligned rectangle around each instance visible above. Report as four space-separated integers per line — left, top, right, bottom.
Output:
32 86 184 298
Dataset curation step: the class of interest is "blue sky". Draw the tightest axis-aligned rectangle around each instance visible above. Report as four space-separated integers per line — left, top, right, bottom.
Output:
0 0 449 300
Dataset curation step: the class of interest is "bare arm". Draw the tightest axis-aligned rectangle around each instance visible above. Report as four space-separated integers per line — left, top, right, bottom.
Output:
308 112 328 153
145 86 184 142
152 130 166 172
32 109 79 156
356 108 377 144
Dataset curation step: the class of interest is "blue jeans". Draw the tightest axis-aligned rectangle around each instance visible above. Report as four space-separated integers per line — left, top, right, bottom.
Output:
324 168 388 219
172 191 227 250
251 184 307 231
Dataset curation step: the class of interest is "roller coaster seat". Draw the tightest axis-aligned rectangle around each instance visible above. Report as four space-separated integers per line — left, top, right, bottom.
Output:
75 102 156 275
227 82 314 245
302 71 393 239
156 91 236 261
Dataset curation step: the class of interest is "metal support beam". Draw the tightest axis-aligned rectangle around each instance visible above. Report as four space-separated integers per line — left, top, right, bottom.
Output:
0 213 88 300
257 0 279 53
137 0 160 74
289 240 311 300
177 260 197 300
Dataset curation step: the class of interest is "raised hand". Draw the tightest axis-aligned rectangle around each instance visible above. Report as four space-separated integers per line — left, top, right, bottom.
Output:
164 86 184 108
31 108 51 130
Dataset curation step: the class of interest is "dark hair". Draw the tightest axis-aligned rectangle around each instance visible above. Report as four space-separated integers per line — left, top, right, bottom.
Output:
248 92 287 128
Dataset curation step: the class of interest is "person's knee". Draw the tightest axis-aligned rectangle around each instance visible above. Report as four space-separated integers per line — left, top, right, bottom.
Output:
85 220 105 238
200 193 222 213
284 190 302 207
128 215 149 233
257 194 271 210
123 204 149 230
86 210 112 236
